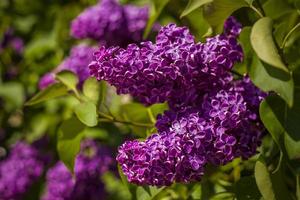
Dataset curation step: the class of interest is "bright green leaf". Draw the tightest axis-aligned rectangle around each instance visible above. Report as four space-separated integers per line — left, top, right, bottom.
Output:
74 101 98 127
25 83 68 106
180 0 212 18
203 0 248 33
83 77 103 105
255 158 276 200
55 70 78 92
250 17 289 72
57 116 85 172
143 0 170 39
250 55 293 107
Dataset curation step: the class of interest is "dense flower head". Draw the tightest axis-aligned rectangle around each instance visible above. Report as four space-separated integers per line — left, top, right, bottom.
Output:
42 140 113 200
71 0 149 47
114 17 266 186
39 44 96 89
0 142 46 200
89 22 243 106
117 81 265 186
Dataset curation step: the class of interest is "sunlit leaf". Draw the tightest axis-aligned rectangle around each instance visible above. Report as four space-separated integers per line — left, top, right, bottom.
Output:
250 17 289 72
74 101 98 127
250 55 293 107
25 83 68 106
55 70 78 92
255 158 276 200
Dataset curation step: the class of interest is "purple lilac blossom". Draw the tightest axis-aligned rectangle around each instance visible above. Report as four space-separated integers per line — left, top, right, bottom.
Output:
117 81 265 186
89 23 243 106
0 142 46 200
42 140 113 200
39 44 96 89
71 0 149 47
116 18 266 186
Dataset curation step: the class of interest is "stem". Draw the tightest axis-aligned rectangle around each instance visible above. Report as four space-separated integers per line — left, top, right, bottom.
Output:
250 5 264 18
281 22 300 49
230 69 244 77
98 111 154 128
256 0 266 16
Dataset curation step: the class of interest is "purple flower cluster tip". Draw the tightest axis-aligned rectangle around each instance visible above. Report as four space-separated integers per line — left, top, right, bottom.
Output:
89 22 243 106
71 0 150 47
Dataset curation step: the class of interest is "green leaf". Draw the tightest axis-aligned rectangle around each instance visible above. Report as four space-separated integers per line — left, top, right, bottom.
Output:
259 95 285 145
250 55 293 107
136 186 165 200
180 0 212 18
263 0 292 19
83 77 103 105
250 17 288 72
25 83 68 106
203 0 248 33
260 93 300 142
55 70 78 92
121 103 166 138
74 101 98 127
255 158 276 200
143 0 170 39
57 116 85 172
235 27 252 74
234 176 261 200
284 133 300 160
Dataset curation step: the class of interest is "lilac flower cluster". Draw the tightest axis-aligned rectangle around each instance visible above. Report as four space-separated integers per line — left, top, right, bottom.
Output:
89 23 243 106
0 142 46 200
71 0 149 47
42 140 113 200
113 18 266 186
39 44 97 89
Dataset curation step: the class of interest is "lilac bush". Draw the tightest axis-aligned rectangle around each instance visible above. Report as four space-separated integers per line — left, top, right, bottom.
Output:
71 0 149 47
42 140 113 200
0 142 46 200
39 44 97 89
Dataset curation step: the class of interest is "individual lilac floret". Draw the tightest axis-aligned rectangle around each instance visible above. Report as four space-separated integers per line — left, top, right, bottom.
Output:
71 0 149 46
39 44 96 90
42 140 113 200
0 142 46 200
90 23 243 106
223 16 242 37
